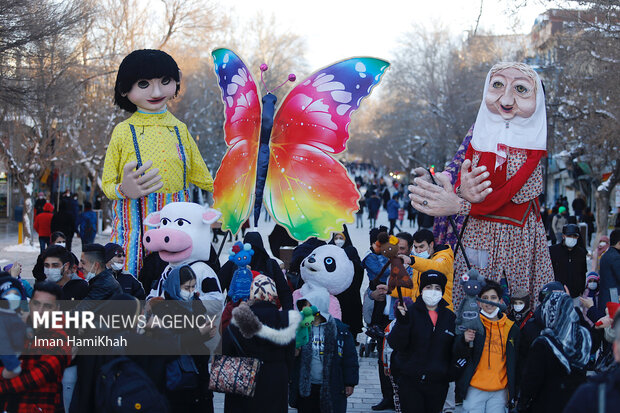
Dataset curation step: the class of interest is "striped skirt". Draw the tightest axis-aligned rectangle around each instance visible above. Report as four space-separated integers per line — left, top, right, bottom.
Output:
110 189 191 277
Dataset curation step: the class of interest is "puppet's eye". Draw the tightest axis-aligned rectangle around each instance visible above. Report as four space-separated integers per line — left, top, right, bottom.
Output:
161 76 172 85
137 80 150 89
324 257 336 272
492 81 503 89
177 220 184 227
515 84 528 94
161 218 170 225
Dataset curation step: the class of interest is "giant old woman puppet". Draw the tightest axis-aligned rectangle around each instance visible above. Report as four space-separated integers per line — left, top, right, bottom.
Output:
409 62 554 307
102 50 214 275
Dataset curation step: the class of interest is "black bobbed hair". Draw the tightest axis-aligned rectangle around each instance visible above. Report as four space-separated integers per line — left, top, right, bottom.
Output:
114 49 181 113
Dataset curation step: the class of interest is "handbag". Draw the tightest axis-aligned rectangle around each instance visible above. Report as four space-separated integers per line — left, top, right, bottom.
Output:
209 326 262 397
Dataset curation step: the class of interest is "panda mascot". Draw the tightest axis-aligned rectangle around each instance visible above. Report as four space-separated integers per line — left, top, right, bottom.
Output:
292 245 354 319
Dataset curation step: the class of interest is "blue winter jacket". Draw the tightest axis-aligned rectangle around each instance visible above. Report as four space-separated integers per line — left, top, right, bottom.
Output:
387 199 400 220
77 210 97 240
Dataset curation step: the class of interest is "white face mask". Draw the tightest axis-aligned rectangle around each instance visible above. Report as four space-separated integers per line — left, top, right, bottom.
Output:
44 267 63 283
564 238 578 248
599 242 607 248
481 307 500 319
422 289 442 307
588 282 598 290
513 303 525 313
3 293 21 310
111 262 124 271
414 250 430 259
334 239 345 248
179 290 193 301
56 242 66 248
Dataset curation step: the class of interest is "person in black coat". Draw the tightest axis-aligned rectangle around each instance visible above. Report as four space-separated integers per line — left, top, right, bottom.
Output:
329 225 364 337
598 230 620 314
218 231 292 310
549 224 588 298
51 201 77 252
516 292 591 413
75 244 122 312
104 243 146 300
563 312 620 413
387 270 455 413
268 224 298 259
223 275 298 413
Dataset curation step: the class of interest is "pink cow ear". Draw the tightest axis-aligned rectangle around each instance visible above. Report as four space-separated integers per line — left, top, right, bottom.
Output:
144 212 161 227
202 208 222 224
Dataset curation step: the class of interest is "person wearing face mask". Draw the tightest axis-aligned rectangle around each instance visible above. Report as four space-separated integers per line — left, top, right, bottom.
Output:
42 245 88 302
386 270 455 413
509 289 533 330
0 276 28 381
329 227 364 338
51 231 67 248
104 243 146 300
455 280 520 412
591 235 610 272
397 229 455 311
549 224 588 299
74 243 122 312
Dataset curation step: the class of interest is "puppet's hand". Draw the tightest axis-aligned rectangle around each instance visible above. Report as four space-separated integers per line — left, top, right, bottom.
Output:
408 172 461 216
458 159 492 204
120 160 164 199
411 167 433 184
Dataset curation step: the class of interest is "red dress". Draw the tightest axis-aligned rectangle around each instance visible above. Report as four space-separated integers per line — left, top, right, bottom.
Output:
453 146 554 308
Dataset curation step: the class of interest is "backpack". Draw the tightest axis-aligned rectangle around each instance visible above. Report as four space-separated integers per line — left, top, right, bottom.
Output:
95 357 169 413
84 214 95 240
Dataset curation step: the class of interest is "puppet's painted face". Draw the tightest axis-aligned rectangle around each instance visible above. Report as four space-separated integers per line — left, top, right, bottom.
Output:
126 76 177 113
485 67 536 120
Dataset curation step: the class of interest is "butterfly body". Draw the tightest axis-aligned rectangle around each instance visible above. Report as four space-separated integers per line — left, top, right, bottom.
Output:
212 48 389 240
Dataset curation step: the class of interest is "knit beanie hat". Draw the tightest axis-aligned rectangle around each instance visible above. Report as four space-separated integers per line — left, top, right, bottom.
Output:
419 270 447 294
586 272 599 284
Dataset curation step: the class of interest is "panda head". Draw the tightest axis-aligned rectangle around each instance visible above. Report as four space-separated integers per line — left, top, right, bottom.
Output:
300 245 354 295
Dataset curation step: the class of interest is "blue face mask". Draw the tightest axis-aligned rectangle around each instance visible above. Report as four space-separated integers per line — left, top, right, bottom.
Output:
413 250 430 259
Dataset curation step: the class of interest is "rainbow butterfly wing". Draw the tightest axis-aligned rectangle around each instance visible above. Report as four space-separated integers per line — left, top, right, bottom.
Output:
211 48 261 235
265 58 390 240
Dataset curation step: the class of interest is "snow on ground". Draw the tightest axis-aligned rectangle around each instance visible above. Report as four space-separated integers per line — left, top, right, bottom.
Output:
3 243 41 253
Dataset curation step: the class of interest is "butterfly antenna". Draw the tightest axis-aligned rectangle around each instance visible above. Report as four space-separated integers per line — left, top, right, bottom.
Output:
268 74 296 93
260 63 297 93
259 63 269 92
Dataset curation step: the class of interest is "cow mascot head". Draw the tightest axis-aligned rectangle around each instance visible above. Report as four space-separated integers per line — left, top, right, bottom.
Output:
143 202 223 303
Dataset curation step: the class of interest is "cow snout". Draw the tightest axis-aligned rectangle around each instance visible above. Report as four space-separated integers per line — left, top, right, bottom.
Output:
143 228 192 253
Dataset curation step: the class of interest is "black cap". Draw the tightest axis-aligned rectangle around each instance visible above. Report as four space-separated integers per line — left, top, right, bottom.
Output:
419 270 447 294
538 281 564 303
104 243 124 263
563 224 580 236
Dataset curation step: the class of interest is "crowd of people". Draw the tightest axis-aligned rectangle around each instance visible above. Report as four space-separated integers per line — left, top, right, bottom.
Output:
1 185 620 413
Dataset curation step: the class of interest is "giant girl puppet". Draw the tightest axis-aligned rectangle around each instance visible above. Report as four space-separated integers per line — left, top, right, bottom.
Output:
409 62 554 307
102 50 214 276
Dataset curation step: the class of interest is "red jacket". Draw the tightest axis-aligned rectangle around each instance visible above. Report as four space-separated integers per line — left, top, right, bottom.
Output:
33 204 54 238
0 328 70 413
456 147 545 226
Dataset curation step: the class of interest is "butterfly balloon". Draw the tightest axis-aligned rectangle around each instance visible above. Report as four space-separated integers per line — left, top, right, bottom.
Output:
212 48 389 240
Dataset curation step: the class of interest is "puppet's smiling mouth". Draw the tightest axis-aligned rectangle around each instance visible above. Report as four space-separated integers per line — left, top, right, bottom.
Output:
148 97 165 104
500 105 513 112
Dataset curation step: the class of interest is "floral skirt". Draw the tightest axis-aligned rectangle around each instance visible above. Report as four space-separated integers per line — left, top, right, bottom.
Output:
453 211 554 309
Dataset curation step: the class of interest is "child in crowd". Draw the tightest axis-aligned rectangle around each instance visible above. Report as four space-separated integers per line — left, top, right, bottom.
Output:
290 287 359 413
